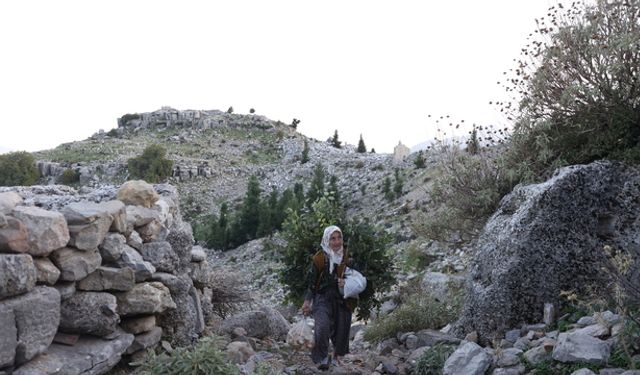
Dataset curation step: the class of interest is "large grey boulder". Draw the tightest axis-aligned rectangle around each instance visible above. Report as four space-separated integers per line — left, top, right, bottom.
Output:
59 292 119 337
219 305 290 341
0 216 29 253
455 162 640 342
153 273 203 346
443 341 492 375
100 200 126 233
1 286 60 365
98 233 126 262
125 205 160 228
50 247 101 281
62 201 114 251
117 180 159 208
0 254 37 299
12 206 70 256
0 305 17 368
13 330 134 375
165 219 194 272
552 331 611 365
0 192 23 214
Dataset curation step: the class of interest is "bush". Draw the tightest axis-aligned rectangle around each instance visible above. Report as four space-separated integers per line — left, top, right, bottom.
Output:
139 335 238 375
127 144 173 183
363 291 462 343
58 168 79 185
279 195 395 320
413 344 456 375
0 151 39 186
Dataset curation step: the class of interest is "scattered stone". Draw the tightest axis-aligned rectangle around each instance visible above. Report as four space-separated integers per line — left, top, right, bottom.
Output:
12 206 70 256
552 332 611 365
443 341 491 375
0 192 23 214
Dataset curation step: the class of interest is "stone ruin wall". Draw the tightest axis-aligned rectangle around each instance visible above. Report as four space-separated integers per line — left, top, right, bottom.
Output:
0 181 215 374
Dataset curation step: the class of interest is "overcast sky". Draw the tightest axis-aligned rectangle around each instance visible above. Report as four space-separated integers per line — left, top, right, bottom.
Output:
0 0 561 154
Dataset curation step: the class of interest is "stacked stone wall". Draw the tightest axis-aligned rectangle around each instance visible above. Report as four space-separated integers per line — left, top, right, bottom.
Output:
0 180 211 374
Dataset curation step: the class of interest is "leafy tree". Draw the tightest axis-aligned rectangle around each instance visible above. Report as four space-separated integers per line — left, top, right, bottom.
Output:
291 118 301 129
58 168 80 185
127 144 173 183
279 195 395 320
301 139 310 164
331 130 342 149
249 108 255 114
357 134 367 153
306 163 326 206
328 175 341 207
0 151 39 186
371 148 376 153
414 151 426 169
226 106 234 114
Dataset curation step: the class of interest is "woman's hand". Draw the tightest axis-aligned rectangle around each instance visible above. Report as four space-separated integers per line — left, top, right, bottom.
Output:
301 300 312 316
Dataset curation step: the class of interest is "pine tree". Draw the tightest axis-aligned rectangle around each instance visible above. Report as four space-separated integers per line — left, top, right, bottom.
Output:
394 168 404 198
306 163 326 206
382 177 393 202
357 134 367 153
328 175 341 207
301 139 310 164
331 130 342 149
238 175 262 241
414 150 426 169
467 126 479 155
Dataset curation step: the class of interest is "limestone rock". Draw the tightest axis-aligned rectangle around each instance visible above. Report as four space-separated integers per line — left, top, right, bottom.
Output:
153 273 204 346
120 315 156 334
0 217 28 253
226 341 255 364
62 201 114 251
125 205 160 228
421 272 465 301
552 332 611 365
1 286 60 365
443 341 492 375
99 232 126 262
137 219 168 243
115 282 176 316
50 247 101 281
59 292 119 337
0 192 23 214
113 245 155 282
0 254 37 299
33 257 61 285
140 241 178 273
100 200 126 233
12 206 70 256
0 305 17 368
117 180 159 208
126 230 143 250
53 281 76 301
76 266 135 292
191 245 206 262
219 306 290 341
125 326 162 355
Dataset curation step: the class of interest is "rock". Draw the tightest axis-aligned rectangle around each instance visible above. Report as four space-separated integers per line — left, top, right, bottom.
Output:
120 315 156 334
492 367 526 375
421 272 465 300
140 241 179 273
165 220 194 272
453 162 640 342
504 329 521 343
494 348 522 367
443 341 492 375
33 257 60 285
0 305 17 368
53 281 75 300
191 245 206 262
153 273 203 346
76 266 135 291
127 230 143 250
59 292 119 337
575 323 610 338
1 286 60 365
414 329 461 347
125 206 160 228
12 330 134 375
219 305 290 341
523 345 551 365
190 259 211 288
227 341 255 364
571 369 597 375
552 331 611 365
12 206 70 256
0 192 23 214
125 326 162 355
0 254 37 299
115 282 176 316
99 233 126 262
62 201 114 251
0 217 28 253
100 200 126 233
117 180 159 208
113 245 155 282
577 316 597 327
543 303 556 326
50 247 102 281
137 219 168 243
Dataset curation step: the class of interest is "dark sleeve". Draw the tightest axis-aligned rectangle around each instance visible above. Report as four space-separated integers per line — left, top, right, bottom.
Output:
303 259 318 302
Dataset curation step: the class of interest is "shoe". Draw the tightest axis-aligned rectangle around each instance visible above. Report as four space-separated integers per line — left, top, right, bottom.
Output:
317 355 331 371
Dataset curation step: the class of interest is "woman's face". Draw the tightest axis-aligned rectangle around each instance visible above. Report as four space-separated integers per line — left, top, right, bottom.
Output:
329 231 343 251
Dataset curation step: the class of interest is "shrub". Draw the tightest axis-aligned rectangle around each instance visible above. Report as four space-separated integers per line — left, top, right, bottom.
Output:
331 130 341 149
0 151 39 186
414 151 426 169
363 291 462 343
127 144 173 183
58 168 80 185
413 344 456 375
139 335 238 375
357 134 367 153
301 139 310 164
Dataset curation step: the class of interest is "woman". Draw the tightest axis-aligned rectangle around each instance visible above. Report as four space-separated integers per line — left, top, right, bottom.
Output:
301 225 357 370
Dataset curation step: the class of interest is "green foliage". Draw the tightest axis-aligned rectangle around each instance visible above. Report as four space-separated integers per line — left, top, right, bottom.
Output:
393 168 403 198
357 134 367 153
0 151 39 186
120 113 141 123
301 139 310 164
413 344 456 375
331 130 341 149
58 168 80 185
252 362 281 375
139 335 238 375
401 242 437 272
127 144 173 183
249 108 255 114
414 151 426 169
382 177 394 202
306 163 326 206
291 118 300 129
106 128 119 137
226 106 234 114
279 194 395 320
466 126 479 155
363 292 462 343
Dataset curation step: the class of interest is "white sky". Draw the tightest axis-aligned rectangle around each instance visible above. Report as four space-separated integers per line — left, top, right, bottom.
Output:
0 0 561 154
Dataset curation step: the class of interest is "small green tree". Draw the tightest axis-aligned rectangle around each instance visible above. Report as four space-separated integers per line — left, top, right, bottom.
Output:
127 144 173 183
306 163 326 206
328 175 341 207
238 175 262 241
0 151 39 186
301 139 310 164
226 106 234 114
382 177 393 202
357 134 367 153
394 168 404 198
291 118 301 129
467 126 480 155
331 130 342 149
371 148 376 153
58 168 80 185
249 108 255 114
414 151 426 169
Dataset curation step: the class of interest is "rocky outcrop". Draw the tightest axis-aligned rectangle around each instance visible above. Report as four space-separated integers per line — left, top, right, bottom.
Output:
0 183 211 374
454 161 640 343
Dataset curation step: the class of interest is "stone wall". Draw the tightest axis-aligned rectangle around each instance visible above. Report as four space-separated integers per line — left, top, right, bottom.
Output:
0 181 212 374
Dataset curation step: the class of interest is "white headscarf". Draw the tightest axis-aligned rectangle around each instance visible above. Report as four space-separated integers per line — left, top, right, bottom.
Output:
321 225 344 274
